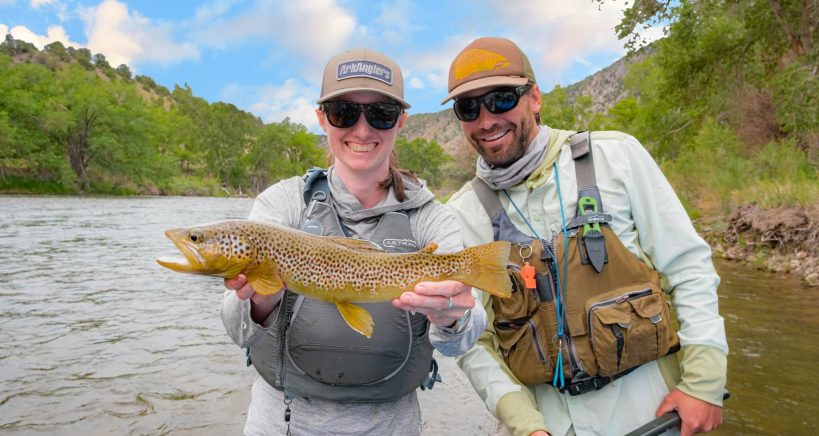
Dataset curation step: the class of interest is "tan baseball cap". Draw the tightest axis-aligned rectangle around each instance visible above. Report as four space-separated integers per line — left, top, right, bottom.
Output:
441 37 536 104
317 48 410 109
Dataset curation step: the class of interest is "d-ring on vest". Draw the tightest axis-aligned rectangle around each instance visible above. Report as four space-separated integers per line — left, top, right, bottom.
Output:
247 169 438 402
472 132 680 395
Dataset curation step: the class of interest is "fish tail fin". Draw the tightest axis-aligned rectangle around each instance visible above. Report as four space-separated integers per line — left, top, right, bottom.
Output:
336 302 375 338
461 241 512 298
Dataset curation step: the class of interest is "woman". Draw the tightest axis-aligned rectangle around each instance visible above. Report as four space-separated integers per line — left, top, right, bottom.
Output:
220 48 486 435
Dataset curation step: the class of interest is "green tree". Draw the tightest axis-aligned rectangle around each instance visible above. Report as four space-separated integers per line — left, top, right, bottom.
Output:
540 86 605 130
115 64 132 81
247 120 324 192
395 137 451 188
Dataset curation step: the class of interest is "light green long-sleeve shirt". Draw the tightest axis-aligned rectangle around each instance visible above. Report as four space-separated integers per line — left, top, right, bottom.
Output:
449 127 728 436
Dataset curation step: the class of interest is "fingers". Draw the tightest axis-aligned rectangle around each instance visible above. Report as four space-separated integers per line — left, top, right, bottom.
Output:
224 274 247 290
391 281 474 327
225 274 256 301
662 388 724 435
655 395 677 417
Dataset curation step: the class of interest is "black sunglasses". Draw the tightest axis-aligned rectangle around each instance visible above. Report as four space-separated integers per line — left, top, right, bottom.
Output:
320 101 403 130
452 85 531 122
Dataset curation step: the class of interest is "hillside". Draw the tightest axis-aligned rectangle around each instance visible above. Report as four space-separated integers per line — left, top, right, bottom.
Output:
564 49 649 114
0 35 325 196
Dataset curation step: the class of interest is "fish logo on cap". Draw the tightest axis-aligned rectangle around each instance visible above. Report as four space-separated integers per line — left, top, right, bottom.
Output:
453 49 510 81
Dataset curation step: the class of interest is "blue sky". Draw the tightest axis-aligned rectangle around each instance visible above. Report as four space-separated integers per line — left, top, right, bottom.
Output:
1 0 661 133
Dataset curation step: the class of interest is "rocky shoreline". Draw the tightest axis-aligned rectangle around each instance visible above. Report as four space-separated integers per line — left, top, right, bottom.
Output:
701 204 819 287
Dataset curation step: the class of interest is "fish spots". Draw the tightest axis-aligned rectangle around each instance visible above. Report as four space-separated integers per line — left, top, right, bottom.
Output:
181 221 489 301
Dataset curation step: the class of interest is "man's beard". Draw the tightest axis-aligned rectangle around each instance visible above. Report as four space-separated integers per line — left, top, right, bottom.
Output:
470 114 534 168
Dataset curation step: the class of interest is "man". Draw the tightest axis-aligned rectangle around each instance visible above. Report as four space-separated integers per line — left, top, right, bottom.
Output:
443 37 727 436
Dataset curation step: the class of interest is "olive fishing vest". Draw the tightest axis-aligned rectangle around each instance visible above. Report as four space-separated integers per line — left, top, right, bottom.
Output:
473 132 680 396
248 169 437 402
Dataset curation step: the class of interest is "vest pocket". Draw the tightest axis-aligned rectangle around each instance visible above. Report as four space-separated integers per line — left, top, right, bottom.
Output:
494 316 553 385
492 266 558 384
586 284 674 377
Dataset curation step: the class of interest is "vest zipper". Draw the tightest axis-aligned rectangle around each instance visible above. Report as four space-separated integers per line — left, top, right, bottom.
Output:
275 291 294 389
587 288 652 346
547 234 584 377
526 318 550 366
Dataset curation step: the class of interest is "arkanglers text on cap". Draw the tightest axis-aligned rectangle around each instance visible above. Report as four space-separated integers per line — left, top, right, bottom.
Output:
337 60 393 85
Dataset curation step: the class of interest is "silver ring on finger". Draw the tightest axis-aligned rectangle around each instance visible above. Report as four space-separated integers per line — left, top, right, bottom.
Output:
447 295 454 310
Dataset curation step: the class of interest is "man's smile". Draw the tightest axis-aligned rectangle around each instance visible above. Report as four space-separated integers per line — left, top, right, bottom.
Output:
481 129 511 143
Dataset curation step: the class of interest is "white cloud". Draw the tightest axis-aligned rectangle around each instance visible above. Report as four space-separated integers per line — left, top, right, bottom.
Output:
30 0 67 21
192 0 358 80
374 0 414 44
573 56 593 68
225 79 321 132
79 0 198 68
635 24 666 47
0 0 16 5
484 0 628 84
408 77 424 90
0 24 80 49
190 0 241 24
402 35 477 92
498 2 622 50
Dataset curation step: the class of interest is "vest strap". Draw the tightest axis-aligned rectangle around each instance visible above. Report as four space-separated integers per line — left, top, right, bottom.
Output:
471 177 504 219
303 167 328 205
303 168 351 237
570 132 607 272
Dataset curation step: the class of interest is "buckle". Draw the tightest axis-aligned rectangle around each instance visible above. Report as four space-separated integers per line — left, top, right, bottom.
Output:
563 377 610 396
561 365 644 396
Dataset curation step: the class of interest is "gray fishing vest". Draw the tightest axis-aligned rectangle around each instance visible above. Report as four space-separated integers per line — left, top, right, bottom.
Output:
248 169 437 402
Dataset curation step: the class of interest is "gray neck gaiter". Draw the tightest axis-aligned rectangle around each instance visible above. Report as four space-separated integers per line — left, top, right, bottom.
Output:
476 127 548 190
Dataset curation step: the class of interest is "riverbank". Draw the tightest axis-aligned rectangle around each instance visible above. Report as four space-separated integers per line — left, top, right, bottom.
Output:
701 204 819 287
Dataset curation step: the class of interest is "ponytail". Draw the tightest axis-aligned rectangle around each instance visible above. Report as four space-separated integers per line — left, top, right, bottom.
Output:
378 149 418 202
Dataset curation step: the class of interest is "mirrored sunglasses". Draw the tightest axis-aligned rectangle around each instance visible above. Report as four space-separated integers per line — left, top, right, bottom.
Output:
452 85 531 122
320 101 403 130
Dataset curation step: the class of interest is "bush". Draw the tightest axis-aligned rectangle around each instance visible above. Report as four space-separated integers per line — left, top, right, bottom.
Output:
661 119 747 215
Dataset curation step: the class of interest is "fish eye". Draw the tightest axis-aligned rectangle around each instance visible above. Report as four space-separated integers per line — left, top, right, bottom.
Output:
189 230 204 243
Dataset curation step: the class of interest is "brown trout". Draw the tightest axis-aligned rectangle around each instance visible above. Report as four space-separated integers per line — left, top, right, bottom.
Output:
157 220 511 337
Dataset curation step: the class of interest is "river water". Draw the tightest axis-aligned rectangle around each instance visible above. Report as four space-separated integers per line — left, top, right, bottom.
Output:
0 196 815 435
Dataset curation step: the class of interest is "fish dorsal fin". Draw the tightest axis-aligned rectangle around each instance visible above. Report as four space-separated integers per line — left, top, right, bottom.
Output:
325 236 385 252
335 302 375 338
245 260 285 295
418 242 438 254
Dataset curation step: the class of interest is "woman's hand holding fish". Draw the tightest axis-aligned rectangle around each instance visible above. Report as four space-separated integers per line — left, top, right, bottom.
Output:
392 280 474 328
225 274 283 324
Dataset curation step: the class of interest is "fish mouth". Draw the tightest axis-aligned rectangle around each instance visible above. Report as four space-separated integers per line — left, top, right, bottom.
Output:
156 229 206 273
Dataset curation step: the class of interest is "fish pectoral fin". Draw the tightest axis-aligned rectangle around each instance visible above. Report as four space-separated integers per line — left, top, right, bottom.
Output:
335 302 374 338
418 242 438 254
245 262 284 295
325 236 384 252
